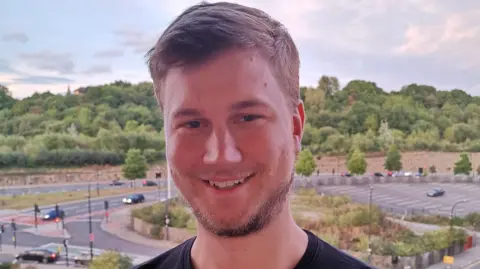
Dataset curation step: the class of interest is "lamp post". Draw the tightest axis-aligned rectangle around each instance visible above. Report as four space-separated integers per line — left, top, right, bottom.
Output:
368 185 374 263
448 199 468 255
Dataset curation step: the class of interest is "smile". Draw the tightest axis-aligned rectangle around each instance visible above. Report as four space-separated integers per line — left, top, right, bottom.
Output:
202 173 255 190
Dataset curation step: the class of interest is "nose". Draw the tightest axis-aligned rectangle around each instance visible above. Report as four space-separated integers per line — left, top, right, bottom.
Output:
203 128 242 164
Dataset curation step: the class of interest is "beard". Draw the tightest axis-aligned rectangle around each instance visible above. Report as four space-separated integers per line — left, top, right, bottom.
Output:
185 170 294 238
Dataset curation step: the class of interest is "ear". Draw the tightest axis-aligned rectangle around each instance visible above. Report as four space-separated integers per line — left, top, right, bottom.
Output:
293 100 306 153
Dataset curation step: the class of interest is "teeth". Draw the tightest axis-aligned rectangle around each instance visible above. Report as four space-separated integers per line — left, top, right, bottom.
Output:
208 177 247 189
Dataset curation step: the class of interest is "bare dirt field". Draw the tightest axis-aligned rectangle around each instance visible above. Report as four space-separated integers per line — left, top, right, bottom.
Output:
315 151 480 174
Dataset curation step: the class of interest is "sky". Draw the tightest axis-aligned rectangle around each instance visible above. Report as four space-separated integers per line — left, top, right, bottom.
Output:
1 0 479 99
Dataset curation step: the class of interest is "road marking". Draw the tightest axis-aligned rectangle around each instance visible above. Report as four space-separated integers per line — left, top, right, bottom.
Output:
396 200 423 206
464 259 480 269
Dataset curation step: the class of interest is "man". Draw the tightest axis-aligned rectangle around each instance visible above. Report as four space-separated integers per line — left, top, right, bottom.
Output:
135 2 374 269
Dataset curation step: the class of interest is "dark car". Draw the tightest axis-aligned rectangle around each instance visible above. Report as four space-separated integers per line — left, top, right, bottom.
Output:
427 188 445 197
43 209 65 220
16 248 59 263
142 180 158 187
341 172 352 177
110 179 124 186
372 172 384 177
123 194 145 204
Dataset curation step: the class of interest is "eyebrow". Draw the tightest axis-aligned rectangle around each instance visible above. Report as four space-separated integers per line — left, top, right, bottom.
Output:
172 99 269 119
172 108 201 119
229 99 269 111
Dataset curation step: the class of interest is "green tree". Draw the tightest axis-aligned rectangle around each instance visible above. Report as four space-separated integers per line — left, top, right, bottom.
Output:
88 251 132 269
384 144 402 172
122 148 148 184
347 147 367 175
465 213 480 231
453 152 472 175
378 120 393 151
295 149 317 176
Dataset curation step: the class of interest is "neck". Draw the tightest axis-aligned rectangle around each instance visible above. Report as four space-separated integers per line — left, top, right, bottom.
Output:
191 202 308 269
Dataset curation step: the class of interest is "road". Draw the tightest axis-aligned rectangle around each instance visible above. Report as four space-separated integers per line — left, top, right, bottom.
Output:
0 189 173 257
1 174 335 195
317 182 480 217
0 181 138 196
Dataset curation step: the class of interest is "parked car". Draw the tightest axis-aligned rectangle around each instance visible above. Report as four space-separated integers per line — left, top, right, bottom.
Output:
16 248 59 263
142 180 158 187
341 172 352 177
43 209 65 221
372 172 384 177
427 188 445 197
122 194 145 204
110 179 124 186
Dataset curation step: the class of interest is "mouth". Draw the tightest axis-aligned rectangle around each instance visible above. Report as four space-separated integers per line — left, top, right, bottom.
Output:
202 173 256 190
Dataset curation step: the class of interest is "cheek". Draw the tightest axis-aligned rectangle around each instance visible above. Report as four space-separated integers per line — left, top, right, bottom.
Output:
236 125 295 168
167 134 204 174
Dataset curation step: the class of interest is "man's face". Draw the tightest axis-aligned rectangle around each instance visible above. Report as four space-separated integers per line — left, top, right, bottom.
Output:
162 49 304 237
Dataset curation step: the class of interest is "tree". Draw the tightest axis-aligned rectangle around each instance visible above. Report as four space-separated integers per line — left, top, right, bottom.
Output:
317 75 340 96
88 251 132 269
453 152 472 175
378 120 393 151
464 213 480 231
384 144 402 172
429 165 437 174
295 149 317 177
122 148 148 185
347 147 367 175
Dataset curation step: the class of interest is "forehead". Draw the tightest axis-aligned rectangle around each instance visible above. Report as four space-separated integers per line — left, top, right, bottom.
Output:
162 50 287 117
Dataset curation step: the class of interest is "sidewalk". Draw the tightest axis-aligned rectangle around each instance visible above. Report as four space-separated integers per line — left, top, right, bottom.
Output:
390 218 480 269
1 180 113 190
100 203 177 250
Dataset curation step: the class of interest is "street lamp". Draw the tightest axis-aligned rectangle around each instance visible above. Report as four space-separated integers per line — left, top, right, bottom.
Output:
448 199 468 255
368 185 374 263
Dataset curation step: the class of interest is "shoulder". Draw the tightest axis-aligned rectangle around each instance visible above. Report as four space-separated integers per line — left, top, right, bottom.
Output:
131 238 195 269
304 230 376 269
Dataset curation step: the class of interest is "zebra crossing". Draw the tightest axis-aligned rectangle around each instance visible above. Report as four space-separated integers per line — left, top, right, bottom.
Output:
317 183 480 217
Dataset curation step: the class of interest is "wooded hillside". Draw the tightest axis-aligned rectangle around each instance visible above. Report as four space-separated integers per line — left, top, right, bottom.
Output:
1 76 479 169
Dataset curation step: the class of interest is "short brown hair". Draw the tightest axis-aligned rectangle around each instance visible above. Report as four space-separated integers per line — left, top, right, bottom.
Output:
146 1 300 110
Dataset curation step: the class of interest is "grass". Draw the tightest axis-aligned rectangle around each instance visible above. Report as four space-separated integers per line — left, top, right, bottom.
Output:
0 187 161 210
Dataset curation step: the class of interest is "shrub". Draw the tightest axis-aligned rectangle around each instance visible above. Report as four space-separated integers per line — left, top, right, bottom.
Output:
132 198 192 228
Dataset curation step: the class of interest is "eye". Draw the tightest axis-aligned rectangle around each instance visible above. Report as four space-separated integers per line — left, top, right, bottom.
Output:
240 115 262 122
184 120 201 129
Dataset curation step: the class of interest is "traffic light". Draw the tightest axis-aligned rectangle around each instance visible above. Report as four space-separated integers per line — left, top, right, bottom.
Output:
0 224 4 233
104 200 109 210
55 204 59 216
11 220 16 231
34 203 40 213
155 172 162 179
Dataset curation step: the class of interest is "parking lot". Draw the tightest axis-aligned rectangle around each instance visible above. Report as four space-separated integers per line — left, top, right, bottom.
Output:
316 183 480 217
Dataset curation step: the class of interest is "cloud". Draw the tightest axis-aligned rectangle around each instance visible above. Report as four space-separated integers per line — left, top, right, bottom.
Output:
93 49 124 58
1 32 29 44
0 59 15 73
18 51 75 74
395 9 480 57
11 76 74 85
80 64 112 75
115 30 159 54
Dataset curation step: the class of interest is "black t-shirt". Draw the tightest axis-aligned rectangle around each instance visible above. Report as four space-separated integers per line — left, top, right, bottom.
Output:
132 230 376 269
